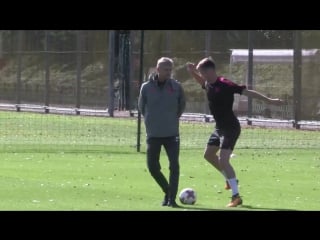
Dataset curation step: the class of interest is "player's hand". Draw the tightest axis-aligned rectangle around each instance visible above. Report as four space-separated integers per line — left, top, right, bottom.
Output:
186 62 196 73
269 98 285 105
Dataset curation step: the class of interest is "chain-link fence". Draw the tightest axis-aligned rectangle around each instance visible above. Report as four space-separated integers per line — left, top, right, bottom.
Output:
1 30 319 121
0 30 109 111
0 30 320 152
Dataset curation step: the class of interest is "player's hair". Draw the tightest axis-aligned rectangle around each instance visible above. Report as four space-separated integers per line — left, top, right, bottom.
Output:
157 57 174 68
196 57 216 70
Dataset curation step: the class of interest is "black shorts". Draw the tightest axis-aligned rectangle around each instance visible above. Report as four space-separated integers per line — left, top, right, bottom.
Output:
207 126 241 150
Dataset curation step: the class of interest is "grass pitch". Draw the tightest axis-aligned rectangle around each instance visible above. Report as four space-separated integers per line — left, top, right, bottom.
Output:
0 111 319 210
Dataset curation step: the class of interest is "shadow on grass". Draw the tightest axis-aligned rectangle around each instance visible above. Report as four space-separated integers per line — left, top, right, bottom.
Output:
173 204 298 211
240 204 298 211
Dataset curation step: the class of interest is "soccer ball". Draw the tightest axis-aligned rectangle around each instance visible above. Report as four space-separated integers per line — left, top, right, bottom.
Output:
179 188 196 205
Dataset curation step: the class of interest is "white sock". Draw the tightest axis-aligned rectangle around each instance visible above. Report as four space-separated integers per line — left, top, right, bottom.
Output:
228 178 239 196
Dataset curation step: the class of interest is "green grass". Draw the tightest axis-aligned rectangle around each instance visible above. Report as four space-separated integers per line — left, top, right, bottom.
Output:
1 111 319 152
0 147 319 210
0 111 320 210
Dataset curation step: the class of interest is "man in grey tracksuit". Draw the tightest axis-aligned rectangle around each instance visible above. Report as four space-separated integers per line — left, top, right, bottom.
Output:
138 57 186 207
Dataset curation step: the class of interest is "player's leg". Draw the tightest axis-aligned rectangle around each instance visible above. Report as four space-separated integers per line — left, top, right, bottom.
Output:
146 137 169 206
219 127 242 207
204 130 230 181
220 147 242 207
163 135 180 207
204 145 220 170
220 148 236 180
204 130 221 171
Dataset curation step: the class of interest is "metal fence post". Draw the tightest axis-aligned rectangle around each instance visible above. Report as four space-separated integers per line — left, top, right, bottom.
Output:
121 31 131 110
204 30 212 116
108 30 115 117
247 30 254 125
293 30 302 129
129 31 135 113
16 30 23 112
75 30 83 115
165 30 172 57
137 30 144 152
44 30 50 113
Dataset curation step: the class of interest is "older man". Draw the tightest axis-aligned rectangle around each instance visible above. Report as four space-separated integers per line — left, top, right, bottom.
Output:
138 57 186 207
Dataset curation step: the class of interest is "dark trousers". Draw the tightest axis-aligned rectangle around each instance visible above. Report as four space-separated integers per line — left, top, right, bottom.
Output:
146 136 180 201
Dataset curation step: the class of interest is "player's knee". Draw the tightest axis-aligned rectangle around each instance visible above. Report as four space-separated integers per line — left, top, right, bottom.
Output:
219 161 228 169
203 152 214 162
219 157 231 169
170 168 179 177
203 150 218 161
148 165 161 176
169 162 179 173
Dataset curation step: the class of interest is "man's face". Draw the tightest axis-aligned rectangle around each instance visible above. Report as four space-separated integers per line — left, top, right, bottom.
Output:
157 63 173 81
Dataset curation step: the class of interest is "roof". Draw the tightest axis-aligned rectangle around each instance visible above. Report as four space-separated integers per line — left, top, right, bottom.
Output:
230 49 320 63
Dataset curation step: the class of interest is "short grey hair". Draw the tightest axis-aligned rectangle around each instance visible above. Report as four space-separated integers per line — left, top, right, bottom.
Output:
156 57 173 68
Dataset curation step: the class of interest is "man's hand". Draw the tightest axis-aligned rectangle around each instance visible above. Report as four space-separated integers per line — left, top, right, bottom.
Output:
186 62 196 73
186 62 206 87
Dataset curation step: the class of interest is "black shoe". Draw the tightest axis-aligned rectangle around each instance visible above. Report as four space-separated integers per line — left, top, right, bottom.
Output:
161 195 169 206
167 200 179 208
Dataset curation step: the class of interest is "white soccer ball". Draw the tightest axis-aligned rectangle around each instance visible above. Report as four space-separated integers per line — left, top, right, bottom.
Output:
179 188 196 205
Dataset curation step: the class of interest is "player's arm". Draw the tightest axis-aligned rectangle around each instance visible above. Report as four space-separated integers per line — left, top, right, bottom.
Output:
242 89 283 105
177 84 186 118
186 62 206 88
138 85 146 116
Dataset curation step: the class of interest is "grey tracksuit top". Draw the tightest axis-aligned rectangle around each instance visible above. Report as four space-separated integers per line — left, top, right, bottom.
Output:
138 74 186 138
